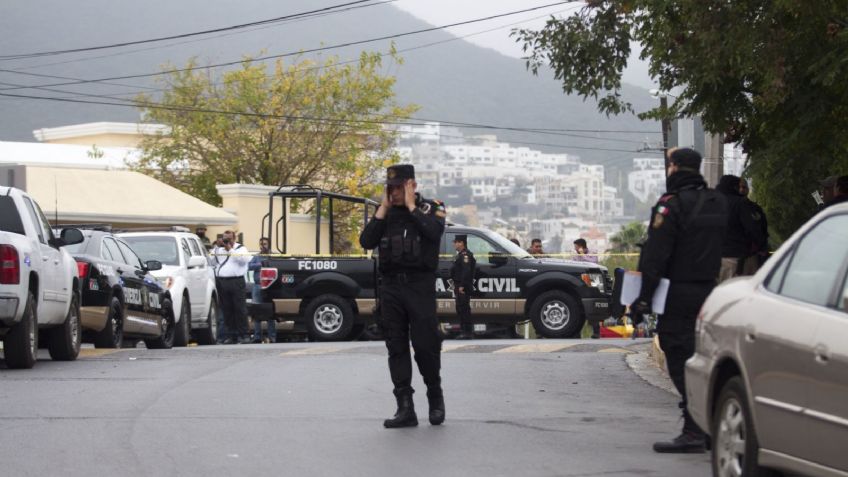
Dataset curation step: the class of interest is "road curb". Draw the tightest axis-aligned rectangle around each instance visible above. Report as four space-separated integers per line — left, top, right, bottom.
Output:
625 342 677 396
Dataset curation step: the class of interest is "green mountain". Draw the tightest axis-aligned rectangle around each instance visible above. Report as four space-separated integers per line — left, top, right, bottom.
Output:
0 0 661 169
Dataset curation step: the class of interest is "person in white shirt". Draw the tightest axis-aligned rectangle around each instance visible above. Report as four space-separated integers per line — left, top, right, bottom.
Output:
212 230 251 344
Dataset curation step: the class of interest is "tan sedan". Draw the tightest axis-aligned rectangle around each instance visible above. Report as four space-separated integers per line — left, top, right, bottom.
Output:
686 202 848 477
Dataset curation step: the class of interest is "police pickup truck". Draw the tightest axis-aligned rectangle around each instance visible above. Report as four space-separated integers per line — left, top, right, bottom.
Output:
255 187 611 341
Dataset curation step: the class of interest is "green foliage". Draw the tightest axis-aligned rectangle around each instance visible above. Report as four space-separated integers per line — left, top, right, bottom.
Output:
608 221 646 253
514 1 848 239
133 50 418 206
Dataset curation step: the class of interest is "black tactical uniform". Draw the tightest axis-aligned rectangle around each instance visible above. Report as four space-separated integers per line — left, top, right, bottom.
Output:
359 164 446 428
633 148 727 453
450 235 476 339
716 175 767 279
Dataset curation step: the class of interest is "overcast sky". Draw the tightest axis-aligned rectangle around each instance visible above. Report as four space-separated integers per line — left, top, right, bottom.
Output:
394 0 655 89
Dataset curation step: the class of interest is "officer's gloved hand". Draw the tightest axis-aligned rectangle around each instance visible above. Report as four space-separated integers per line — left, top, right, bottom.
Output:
630 300 651 325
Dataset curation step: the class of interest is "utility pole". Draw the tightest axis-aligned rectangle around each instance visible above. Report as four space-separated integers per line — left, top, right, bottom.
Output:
702 132 724 188
660 96 670 168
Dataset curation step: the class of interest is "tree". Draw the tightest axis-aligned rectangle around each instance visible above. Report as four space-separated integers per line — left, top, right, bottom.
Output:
134 50 417 207
514 1 848 240
608 221 646 253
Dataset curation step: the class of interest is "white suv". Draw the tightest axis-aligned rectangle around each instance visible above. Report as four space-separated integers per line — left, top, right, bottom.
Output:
119 231 217 346
1 186 85 368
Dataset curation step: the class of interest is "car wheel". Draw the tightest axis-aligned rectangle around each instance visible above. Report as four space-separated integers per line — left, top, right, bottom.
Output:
145 298 175 349
304 294 354 342
4 291 38 369
173 296 191 347
195 298 218 345
47 291 81 361
529 291 584 338
94 297 124 349
712 376 779 477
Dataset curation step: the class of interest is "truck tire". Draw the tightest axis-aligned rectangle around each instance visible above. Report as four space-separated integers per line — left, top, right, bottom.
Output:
173 296 190 347
47 291 81 361
145 298 175 349
304 295 354 341
95 296 124 349
4 291 38 369
529 291 584 339
195 298 218 346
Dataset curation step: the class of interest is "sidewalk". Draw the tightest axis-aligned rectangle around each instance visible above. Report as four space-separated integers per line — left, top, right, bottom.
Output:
625 338 677 396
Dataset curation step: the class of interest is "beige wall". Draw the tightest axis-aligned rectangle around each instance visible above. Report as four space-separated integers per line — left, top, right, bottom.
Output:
215 184 332 254
42 133 144 148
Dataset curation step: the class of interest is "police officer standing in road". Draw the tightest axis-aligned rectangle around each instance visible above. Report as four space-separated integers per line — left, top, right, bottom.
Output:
359 164 447 428
213 230 251 345
631 148 727 454
450 235 475 340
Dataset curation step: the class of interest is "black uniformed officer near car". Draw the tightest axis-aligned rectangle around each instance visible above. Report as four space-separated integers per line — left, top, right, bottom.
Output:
359 164 447 428
450 235 476 340
630 148 727 454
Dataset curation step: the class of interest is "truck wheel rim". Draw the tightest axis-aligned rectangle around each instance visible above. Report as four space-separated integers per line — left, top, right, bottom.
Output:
314 305 343 334
209 305 217 337
716 397 746 477
70 299 80 347
541 301 569 330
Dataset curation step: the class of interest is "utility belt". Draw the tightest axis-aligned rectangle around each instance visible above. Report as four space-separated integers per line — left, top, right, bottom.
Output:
381 271 434 285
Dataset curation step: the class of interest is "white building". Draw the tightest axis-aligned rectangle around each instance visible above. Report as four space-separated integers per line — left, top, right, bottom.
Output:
628 157 666 204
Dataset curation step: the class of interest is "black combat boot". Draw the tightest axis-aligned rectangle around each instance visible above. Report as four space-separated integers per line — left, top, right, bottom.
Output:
384 390 418 429
427 388 445 426
652 430 707 453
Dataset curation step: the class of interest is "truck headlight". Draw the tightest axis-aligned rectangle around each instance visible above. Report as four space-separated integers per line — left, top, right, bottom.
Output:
580 272 605 293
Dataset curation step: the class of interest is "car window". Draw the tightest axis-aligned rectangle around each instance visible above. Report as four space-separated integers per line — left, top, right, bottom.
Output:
188 238 202 257
180 238 192 261
32 202 55 243
117 240 144 269
0 196 25 235
22 197 44 243
122 236 180 266
100 240 114 261
102 238 124 264
775 214 848 307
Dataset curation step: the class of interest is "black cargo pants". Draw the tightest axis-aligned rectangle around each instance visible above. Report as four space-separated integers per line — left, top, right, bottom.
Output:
381 272 442 396
216 276 248 340
657 281 713 435
455 292 472 333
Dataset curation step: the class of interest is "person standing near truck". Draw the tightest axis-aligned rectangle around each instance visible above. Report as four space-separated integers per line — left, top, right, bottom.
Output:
450 235 476 340
213 230 251 345
359 164 447 428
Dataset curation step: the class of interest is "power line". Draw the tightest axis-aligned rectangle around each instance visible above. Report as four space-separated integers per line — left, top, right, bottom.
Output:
0 90 657 155
0 1 578 92
5 1 399 72
0 0 384 61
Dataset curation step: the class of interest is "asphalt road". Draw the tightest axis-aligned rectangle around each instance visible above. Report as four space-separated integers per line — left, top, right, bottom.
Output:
0 339 710 477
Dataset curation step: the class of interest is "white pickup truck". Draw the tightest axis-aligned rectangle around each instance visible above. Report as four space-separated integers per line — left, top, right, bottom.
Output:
0 186 85 368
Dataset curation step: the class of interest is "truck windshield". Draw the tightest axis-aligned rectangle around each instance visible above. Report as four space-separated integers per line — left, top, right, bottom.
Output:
0 196 25 235
481 229 533 259
122 236 180 266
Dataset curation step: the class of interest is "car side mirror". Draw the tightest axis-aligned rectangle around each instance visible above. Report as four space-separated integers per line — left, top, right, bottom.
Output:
187 256 206 269
145 260 163 272
54 228 84 247
488 252 509 266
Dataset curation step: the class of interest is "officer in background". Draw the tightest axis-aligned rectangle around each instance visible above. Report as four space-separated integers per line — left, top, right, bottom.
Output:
631 148 727 454
359 164 447 428
212 230 251 345
450 235 476 340
715 175 765 281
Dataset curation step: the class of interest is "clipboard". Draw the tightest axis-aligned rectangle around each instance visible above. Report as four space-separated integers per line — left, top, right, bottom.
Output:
619 271 670 315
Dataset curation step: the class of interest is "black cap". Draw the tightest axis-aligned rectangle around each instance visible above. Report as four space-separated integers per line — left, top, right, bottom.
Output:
386 164 415 186
668 147 702 170
453 234 467 244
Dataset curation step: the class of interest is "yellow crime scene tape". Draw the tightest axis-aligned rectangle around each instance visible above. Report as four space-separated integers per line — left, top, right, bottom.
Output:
206 252 643 258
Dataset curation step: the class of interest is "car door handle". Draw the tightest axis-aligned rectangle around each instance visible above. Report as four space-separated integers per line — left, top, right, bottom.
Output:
744 325 756 342
814 345 830 365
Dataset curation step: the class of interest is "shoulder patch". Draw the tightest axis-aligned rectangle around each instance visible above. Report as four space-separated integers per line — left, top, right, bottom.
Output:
652 212 665 229
435 209 446 218
463 255 470 263
658 193 675 203
656 204 670 216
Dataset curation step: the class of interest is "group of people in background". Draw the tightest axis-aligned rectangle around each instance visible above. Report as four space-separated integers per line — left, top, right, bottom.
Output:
514 237 597 263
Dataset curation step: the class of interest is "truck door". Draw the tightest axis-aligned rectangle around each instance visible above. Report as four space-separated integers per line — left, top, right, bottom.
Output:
21 197 63 319
444 232 518 317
